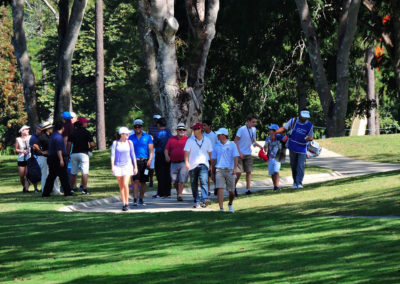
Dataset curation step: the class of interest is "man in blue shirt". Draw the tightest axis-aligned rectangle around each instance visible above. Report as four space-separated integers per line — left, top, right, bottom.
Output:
276 110 313 189
153 117 172 198
129 119 154 206
42 121 73 197
211 128 239 213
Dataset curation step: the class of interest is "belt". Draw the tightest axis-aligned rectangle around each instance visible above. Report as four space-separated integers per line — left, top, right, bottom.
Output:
137 158 148 161
171 160 184 163
216 167 233 170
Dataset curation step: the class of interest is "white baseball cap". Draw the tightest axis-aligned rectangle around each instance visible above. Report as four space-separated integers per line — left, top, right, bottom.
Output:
300 110 310 118
215 128 229 136
70 111 77 118
176 122 186 130
19 125 30 133
118 127 130 135
133 119 144 125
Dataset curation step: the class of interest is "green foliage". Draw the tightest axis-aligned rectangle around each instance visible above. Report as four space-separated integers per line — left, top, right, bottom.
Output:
0 6 27 149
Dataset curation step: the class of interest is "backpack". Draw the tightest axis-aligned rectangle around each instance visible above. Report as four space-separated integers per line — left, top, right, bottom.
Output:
27 155 41 183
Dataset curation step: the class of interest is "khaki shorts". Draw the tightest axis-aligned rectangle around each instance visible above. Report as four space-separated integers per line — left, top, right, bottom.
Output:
70 153 90 175
215 168 236 192
236 155 253 173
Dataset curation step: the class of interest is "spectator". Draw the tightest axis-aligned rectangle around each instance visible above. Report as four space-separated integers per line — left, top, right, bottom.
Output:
37 122 61 195
276 110 313 189
67 117 95 195
211 128 239 213
15 125 31 193
42 121 73 197
29 123 43 193
234 114 263 196
148 114 162 188
111 127 138 211
70 112 77 125
153 117 172 198
203 120 218 196
129 119 154 206
61 111 73 145
184 122 213 208
165 122 189 201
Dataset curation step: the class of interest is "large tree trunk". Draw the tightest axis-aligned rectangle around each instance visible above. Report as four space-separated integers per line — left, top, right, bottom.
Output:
138 0 219 131
365 47 376 135
391 0 400 121
54 0 88 121
95 0 106 150
295 0 360 137
11 0 39 128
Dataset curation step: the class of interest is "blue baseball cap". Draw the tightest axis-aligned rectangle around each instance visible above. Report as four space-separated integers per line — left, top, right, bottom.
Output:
62 111 72 119
268 124 279 131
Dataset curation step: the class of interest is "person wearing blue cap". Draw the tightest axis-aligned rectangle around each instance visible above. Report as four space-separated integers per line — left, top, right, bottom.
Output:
264 124 286 191
61 111 74 145
276 110 313 189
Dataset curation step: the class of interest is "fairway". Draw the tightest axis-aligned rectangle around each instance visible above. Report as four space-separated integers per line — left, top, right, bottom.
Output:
1 136 400 283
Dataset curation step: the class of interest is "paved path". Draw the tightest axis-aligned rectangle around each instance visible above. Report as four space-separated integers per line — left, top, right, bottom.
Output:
59 148 400 213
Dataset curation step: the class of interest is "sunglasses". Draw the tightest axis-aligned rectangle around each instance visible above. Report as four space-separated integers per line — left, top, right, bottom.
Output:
177 129 186 131
134 125 143 129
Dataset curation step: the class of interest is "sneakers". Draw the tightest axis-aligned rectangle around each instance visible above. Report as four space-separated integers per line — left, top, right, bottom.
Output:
273 186 280 192
219 208 224 212
203 199 211 207
234 188 238 197
82 189 90 195
297 184 303 189
161 195 171 199
122 205 128 211
245 190 252 195
133 199 138 206
193 202 201 209
152 194 161 199
292 184 298 189
34 189 40 194
139 199 145 205
228 204 234 213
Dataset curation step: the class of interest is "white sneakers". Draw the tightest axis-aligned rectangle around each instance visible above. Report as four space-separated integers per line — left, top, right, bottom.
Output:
297 184 303 189
292 184 298 189
228 204 234 213
292 184 304 189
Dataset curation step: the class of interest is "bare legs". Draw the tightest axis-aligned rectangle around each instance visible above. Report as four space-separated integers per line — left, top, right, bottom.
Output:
133 180 146 200
117 175 130 205
218 188 235 210
18 166 29 191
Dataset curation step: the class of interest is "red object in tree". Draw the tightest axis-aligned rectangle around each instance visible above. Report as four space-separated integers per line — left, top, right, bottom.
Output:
258 149 269 162
382 15 390 25
375 46 384 71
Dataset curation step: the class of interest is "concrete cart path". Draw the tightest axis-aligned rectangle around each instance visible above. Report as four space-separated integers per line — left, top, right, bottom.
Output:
59 148 400 213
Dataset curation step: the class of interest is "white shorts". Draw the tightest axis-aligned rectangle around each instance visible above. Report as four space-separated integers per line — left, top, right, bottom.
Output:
268 158 281 175
70 153 90 175
113 164 134 177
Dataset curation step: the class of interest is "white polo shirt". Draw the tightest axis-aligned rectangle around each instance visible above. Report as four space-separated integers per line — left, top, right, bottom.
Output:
203 130 218 145
235 125 256 155
211 140 239 169
184 136 213 170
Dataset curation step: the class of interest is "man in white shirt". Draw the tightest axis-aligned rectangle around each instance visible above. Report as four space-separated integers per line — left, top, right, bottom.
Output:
202 120 218 196
211 128 239 213
234 114 262 195
184 123 213 208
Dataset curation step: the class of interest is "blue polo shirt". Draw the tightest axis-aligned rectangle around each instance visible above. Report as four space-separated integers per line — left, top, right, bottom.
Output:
129 132 153 159
154 129 172 153
48 131 67 157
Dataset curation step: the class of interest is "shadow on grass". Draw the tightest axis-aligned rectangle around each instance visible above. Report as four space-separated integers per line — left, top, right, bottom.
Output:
1 210 399 283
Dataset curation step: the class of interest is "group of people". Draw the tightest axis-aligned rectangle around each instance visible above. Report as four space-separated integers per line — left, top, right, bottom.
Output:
15 111 95 197
111 110 313 212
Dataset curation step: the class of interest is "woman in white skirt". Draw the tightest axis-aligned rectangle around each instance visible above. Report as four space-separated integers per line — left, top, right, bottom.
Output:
111 127 138 211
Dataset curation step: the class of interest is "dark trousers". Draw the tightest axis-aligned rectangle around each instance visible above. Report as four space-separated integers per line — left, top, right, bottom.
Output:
155 152 171 196
43 156 71 196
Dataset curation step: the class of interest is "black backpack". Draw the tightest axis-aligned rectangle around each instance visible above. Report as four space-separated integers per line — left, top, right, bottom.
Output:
27 152 41 184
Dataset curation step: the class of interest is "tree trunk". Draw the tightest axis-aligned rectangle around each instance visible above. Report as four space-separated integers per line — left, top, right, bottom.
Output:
54 0 88 121
295 0 360 137
375 89 380 135
95 0 106 150
11 0 39 128
365 47 376 135
138 0 219 131
391 0 400 121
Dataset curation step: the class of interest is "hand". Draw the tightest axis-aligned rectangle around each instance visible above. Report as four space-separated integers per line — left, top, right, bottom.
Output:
112 167 115 174
239 153 244 159
165 156 170 163
305 136 313 141
60 159 65 168
185 163 190 170
232 169 236 176
147 160 151 167
133 168 138 175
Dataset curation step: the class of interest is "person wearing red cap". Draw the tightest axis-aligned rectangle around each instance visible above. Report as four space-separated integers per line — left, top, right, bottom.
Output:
184 122 213 208
67 117 95 194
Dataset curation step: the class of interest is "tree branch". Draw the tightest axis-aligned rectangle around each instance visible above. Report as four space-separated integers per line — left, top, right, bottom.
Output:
42 0 59 22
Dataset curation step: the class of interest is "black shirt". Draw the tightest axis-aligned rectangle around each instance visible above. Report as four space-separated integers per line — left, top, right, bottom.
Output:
38 133 50 156
68 127 94 154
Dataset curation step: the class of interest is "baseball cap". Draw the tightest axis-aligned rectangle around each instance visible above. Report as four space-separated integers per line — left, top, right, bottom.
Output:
153 114 161 119
268 124 279 131
41 121 53 130
190 122 203 130
176 122 186 130
70 112 77 118
134 119 144 126
19 125 30 133
78 117 90 124
62 111 72 119
300 110 310 119
215 128 229 136
118 126 130 135
36 123 44 130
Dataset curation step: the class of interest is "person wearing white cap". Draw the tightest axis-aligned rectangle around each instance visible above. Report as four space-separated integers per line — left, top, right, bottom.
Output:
129 118 154 206
70 112 77 124
111 127 138 211
15 125 32 193
276 110 313 189
211 128 239 212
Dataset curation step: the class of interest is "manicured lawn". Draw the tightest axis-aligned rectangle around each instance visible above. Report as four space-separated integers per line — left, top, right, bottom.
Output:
1 136 400 283
318 134 400 163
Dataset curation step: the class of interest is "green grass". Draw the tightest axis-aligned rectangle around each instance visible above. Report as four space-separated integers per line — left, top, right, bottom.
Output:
318 134 400 163
1 138 400 283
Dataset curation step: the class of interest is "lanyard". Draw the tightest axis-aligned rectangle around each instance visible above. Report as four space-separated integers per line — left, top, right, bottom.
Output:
247 126 254 142
195 137 204 149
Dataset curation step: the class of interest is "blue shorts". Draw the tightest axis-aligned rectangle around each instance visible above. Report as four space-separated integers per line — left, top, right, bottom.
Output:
268 158 281 175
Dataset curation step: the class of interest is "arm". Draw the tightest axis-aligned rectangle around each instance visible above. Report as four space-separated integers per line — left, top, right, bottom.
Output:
147 143 153 167
57 150 64 167
15 140 27 155
184 151 190 170
253 139 263 149
111 141 116 174
66 141 72 158
210 158 216 182
89 141 95 151
275 126 286 134
129 141 138 175
164 148 170 162
233 156 238 175
234 136 243 159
